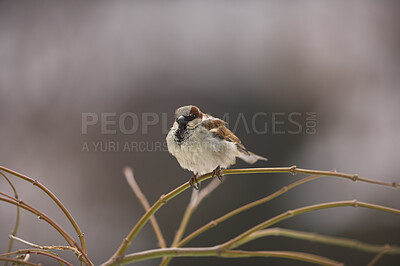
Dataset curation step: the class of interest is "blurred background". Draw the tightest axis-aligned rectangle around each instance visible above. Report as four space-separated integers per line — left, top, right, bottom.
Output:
1 1 399 265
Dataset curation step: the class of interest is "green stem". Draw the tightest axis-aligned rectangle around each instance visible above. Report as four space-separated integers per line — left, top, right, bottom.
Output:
160 173 322 266
177 174 321 249
120 247 342 266
222 200 400 249
102 172 213 265
238 228 400 255
171 179 221 247
104 166 398 265
171 200 196 246
123 167 166 248
367 245 391 266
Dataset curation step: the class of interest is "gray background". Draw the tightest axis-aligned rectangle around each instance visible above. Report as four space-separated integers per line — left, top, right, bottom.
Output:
1 1 399 265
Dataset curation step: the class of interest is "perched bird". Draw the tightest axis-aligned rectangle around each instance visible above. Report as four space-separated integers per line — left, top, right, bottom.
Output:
166 105 267 189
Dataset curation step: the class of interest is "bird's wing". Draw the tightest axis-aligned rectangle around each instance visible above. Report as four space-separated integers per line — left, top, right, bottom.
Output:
201 117 250 155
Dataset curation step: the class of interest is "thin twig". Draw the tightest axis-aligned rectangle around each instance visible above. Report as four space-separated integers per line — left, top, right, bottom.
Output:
0 249 74 266
175 174 322 251
239 228 400 255
102 172 213 265
0 166 88 256
120 247 342 265
0 171 21 266
160 179 224 266
104 166 398 265
221 200 400 250
0 193 91 265
9 235 79 253
172 178 221 246
123 167 166 248
367 244 392 266
0 257 39 266
161 172 394 266
0 257 38 266
0 193 76 247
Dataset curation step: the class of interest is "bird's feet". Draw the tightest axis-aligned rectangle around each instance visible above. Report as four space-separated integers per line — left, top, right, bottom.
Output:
212 166 224 182
189 174 200 190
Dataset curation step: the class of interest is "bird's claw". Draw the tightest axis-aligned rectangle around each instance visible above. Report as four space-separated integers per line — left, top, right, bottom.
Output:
189 175 200 190
212 166 224 182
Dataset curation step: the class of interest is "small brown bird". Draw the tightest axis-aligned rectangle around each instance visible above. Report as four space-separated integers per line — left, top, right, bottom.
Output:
166 105 267 189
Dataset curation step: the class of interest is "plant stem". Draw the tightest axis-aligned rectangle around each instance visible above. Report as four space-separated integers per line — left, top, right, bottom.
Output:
0 258 38 266
0 249 74 266
238 228 400 255
120 247 342 266
222 200 400 250
9 235 79 253
0 171 21 266
0 166 88 255
367 245 391 266
0 194 92 265
176 174 321 249
172 178 221 246
123 167 166 248
104 166 398 265
102 172 213 265
160 173 322 266
159 179 221 265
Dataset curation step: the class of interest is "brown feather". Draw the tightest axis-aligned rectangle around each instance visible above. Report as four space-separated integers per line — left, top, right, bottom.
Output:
201 117 250 155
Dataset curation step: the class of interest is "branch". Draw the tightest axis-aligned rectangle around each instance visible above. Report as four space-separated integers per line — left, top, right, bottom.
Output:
176 173 322 249
0 166 88 255
0 257 38 266
120 247 342 266
0 193 92 265
123 167 166 248
367 245 392 266
161 174 321 266
103 166 398 265
160 179 222 265
0 249 74 266
221 200 400 250
0 171 21 266
163 172 398 266
102 172 213 265
9 235 79 253
238 228 400 255
172 178 221 246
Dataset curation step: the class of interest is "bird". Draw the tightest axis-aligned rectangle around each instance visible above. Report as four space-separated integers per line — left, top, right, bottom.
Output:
166 105 267 189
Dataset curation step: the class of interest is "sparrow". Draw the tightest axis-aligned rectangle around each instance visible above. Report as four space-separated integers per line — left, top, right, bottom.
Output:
166 105 267 189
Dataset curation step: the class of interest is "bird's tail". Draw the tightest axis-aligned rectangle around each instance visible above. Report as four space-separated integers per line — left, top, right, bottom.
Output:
238 151 268 164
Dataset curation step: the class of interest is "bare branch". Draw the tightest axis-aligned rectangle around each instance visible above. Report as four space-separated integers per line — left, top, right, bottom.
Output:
222 200 400 250
0 193 91 265
104 166 399 265
9 235 79 253
0 171 21 265
0 257 38 266
239 228 400 255
367 244 392 266
0 249 74 266
172 178 221 246
121 247 343 266
0 166 88 256
123 167 166 248
177 173 322 249
161 179 222 266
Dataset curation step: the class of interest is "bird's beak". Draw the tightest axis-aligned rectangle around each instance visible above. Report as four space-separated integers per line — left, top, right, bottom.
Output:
177 115 188 130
